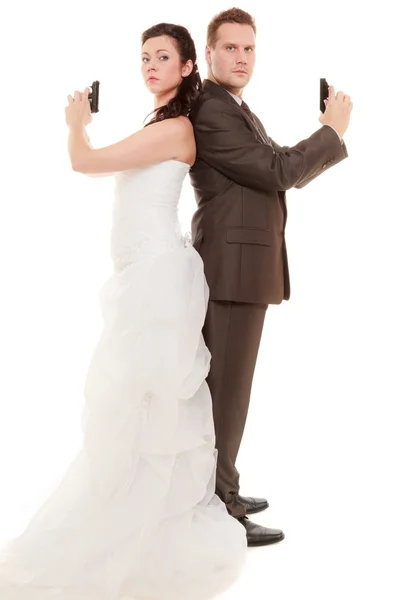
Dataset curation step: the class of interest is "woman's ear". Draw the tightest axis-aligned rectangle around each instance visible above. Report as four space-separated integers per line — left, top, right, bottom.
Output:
182 60 194 78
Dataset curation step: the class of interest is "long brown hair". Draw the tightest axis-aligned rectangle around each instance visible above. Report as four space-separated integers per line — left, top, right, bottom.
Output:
141 23 202 127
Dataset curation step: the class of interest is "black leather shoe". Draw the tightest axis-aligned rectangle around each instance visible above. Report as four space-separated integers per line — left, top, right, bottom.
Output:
239 517 285 547
237 494 269 515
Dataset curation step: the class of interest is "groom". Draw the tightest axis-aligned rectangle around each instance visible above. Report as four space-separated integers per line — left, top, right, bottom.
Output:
189 8 352 546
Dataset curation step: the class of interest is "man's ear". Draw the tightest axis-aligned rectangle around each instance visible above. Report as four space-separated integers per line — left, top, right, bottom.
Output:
205 45 212 67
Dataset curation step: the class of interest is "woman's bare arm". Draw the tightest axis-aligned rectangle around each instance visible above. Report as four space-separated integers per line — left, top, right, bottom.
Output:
68 118 193 175
81 130 113 178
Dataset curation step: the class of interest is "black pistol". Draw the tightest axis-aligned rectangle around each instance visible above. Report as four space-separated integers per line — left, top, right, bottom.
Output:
320 78 329 113
89 81 100 113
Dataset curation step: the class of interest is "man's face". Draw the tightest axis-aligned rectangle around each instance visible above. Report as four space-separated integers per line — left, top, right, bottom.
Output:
206 23 256 94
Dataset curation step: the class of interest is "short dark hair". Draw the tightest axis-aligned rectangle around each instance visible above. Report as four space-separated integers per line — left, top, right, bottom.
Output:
207 7 256 48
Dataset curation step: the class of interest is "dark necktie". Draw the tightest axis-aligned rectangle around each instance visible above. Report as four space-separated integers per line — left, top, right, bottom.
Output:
240 100 256 123
240 99 273 148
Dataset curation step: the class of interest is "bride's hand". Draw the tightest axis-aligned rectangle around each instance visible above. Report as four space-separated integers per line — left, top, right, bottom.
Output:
65 88 93 128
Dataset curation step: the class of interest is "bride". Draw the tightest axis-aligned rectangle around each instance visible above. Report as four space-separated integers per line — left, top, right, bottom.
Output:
0 22 246 600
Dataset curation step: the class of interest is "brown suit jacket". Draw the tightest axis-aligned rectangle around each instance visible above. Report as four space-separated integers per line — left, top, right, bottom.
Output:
189 79 348 305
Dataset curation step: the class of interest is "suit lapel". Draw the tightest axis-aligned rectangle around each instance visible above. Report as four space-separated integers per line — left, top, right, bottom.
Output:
202 79 272 147
246 113 272 147
252 114 274 148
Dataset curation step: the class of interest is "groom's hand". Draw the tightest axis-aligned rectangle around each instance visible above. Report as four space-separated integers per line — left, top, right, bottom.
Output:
319 85 353 138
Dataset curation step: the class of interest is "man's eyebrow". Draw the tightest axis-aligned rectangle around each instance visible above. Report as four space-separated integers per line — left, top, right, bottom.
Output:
224 42 255 48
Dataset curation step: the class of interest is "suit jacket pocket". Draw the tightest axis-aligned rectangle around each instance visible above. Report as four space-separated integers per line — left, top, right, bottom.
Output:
226 226 272 246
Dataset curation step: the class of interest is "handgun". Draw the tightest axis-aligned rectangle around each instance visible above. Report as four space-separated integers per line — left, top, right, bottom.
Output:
320 78 329 113
88 81 100 113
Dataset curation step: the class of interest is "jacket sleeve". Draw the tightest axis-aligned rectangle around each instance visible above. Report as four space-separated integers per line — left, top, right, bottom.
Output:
193 98 348 193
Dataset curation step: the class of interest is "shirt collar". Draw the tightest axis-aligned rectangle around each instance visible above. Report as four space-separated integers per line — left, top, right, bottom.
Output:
227 90 243 105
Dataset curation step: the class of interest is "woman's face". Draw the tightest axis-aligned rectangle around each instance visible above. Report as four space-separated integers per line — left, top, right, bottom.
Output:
141 35 189 96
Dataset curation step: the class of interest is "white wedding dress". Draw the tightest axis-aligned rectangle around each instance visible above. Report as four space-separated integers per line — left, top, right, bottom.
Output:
0 160 247 600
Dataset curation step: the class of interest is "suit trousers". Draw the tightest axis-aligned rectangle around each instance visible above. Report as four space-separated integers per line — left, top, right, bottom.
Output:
202 300 267 518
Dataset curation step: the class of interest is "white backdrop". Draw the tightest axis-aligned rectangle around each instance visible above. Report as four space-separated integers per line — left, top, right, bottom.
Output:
0 0 399 598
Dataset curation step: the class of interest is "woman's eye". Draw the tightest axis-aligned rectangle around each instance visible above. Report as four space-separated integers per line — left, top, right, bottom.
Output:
160 55 169 61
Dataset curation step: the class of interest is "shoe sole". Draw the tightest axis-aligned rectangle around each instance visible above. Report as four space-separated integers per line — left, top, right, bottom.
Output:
247 534 285 547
